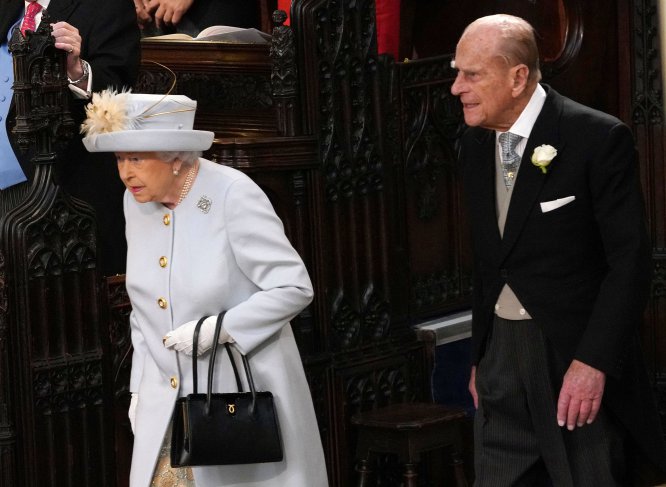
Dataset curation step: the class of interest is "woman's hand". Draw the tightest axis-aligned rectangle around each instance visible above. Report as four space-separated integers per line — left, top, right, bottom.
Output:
163 315 234 356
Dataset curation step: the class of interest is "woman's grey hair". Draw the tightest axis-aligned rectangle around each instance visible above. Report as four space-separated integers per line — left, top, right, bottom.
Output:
155 151 202 166
465 14 542 83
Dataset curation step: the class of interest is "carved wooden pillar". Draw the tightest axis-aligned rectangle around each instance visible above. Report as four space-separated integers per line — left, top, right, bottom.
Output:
290 1 432 484
621 0 666 428
395 56 471 321
0 249 14 487
271 10 301 136
1 15 114 487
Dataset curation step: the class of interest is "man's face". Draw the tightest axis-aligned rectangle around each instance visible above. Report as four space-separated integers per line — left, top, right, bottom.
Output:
450 28 519 132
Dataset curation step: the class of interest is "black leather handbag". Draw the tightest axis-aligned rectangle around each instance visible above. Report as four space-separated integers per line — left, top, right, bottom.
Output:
170 313 283 467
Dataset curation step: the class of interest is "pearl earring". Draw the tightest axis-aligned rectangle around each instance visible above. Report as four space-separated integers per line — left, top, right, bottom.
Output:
173 169 179 176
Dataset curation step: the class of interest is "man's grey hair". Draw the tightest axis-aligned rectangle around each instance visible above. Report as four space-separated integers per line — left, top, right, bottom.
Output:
464 14 542 83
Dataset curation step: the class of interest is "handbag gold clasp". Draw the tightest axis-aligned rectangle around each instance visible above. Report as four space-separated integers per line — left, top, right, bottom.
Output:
227 403 236 415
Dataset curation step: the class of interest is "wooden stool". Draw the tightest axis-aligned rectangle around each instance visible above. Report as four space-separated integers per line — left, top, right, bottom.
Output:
351 402 468 487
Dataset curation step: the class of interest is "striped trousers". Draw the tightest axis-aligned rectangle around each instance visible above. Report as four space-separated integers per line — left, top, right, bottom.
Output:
473 317 628 486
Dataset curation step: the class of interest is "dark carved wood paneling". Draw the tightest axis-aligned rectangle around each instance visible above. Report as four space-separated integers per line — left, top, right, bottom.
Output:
286 2 448 484
397 55 472 321
654 256 666 429
2 152 111 487
623 0 666 421
1 22 117 487
292 0 405 354
0 250 12 486
105 276 133 487
137 41 277 138
270 10 301 136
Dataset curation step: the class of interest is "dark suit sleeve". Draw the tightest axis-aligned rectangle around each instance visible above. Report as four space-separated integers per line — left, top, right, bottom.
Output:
0 1 23 39
80 0 141 92
460 133 493 366
574 122 652 376
53 0 140 275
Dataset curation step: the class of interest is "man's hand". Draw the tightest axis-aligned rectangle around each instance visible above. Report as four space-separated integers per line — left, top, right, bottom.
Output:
469 365 478 409
133 0 153 28
50 21 84 81
557 359 605 430
146 0 194 29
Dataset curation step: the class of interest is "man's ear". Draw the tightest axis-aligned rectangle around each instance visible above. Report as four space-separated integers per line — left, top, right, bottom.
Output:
511 64 530 97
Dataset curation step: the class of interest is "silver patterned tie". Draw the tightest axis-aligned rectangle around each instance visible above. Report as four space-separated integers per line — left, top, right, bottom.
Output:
498 132 522 189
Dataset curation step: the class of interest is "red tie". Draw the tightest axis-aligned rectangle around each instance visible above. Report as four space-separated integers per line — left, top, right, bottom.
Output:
20 2 43 36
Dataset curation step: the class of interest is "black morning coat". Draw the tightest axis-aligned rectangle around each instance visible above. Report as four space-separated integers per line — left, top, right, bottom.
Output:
0 0 141 275
460 85 666 477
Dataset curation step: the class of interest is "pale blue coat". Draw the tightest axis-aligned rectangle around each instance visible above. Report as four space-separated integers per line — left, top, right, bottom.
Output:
125 158 328 487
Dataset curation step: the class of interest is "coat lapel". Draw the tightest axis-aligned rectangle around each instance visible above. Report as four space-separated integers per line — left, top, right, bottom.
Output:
500 87 565 260
42 0 80 24
468 128 502 256
0 1 23 40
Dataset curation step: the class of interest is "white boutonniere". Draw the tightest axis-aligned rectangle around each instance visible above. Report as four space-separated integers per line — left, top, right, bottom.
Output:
531 144 557 174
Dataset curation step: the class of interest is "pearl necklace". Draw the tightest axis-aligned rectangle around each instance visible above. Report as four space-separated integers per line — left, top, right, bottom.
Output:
177 161 198 206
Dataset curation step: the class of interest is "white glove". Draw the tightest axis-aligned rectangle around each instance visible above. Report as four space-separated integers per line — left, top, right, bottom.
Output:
163 315 234 356
128 392 138 434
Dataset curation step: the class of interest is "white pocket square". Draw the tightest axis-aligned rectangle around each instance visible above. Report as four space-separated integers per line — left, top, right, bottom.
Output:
540 196 575 213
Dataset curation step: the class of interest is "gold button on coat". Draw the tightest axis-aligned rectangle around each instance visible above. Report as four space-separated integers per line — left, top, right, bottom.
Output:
163 214 171 225
159 256 168 268
170 376 178 388
157 297 168 309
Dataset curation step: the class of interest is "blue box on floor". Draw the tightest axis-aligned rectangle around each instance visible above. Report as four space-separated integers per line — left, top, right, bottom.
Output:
415 310 475 416
433 337 474 415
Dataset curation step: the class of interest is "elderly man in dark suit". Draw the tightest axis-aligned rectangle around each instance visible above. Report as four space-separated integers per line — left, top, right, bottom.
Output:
0 0 140 275
452 14 666 486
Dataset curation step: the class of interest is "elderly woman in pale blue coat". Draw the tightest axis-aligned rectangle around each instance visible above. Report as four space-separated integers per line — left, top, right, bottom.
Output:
82 91 328 487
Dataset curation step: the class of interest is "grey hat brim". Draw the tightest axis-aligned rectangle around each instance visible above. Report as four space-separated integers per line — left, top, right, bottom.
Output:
82 129 214 153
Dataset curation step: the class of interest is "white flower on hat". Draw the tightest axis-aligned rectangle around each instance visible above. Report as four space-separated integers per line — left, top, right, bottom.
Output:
80 89 133 137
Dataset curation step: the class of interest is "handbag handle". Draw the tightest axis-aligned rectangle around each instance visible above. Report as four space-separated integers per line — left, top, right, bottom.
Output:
217 344 259 415
190 315 209 395
191 313 241 394
204 314 260 416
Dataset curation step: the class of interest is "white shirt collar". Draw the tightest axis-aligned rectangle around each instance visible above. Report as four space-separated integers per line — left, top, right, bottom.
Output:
502 83 547 140
25 0 50 9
